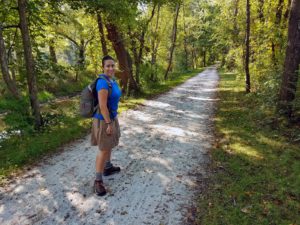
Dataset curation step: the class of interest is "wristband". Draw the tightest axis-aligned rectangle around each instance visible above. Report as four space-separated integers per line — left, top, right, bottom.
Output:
105 121 112 124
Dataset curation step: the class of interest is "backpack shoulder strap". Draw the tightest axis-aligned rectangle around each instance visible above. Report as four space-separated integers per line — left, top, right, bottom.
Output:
98 75 112 96
94 75 113 116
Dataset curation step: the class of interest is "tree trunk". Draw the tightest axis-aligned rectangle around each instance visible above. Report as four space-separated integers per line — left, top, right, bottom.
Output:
245 0 251 93
203 50 206 67
96 12 108 56
271 0 285 67
126 50 138 95
258 0 264 22
233 0 240 46
164 2 181 80
18 0 42 128
74 39 85 82
277 0 300 118
150 4 161 82
276 0 284 25
49 39 57 63
105 22 138 94
78 39 85 67
271 42 277 66
0 26 20 98
182 3 188 70
128 26 139 83
135 4 156 85
192 43 197 69
284 0 292 20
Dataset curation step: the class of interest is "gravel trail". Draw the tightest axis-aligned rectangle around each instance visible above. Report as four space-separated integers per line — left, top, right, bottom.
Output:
0 67 219 225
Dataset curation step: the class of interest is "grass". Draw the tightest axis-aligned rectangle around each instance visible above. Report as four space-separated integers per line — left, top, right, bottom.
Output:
196 70 300 225
0 68 203 184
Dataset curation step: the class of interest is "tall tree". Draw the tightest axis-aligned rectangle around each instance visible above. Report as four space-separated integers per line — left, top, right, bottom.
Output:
284 0 292 20
277 0 300 118
0 25 20 98
132 3 156 85
96 11 108 56
271 0 285 66
105 22 138 94
275 0 284 24
182 2 188 70
150 4 161 81
55 14 95 79
233 0 240 45
245 0 251 93
18 0 42 128
257 0 264 22
49 39 57 63
164 1 181 80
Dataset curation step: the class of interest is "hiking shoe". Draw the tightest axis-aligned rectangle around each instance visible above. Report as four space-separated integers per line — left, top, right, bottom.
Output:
94 180 106 196
103 165 121 176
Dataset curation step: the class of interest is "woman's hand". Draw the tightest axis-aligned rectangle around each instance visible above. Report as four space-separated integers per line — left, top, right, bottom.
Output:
106 124 113 135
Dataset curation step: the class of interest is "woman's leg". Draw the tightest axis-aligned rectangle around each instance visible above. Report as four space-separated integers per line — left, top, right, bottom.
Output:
94 148 111 196
106 149 112 163
95 148 111 175
103 148 121 176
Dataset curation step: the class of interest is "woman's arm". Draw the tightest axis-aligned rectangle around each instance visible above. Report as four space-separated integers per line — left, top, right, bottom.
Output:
98 89 113 135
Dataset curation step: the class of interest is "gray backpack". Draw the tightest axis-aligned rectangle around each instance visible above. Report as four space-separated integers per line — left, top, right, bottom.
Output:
79 75 112 118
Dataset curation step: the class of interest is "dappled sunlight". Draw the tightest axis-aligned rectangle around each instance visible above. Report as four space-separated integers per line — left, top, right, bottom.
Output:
0 68 219 224
148 156 173 171
143 100 173 109
257 133 285 149
149 124 199 137
231 143 264 160
12 184 25 194
156 172 172 186
126 111 155 122
188 96 219 101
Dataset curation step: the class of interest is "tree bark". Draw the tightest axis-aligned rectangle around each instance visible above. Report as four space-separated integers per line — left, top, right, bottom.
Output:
78 39 85 67
164 2 181 80
192 43 197 69
277 0 300 118
182 3 188 70
18 0 42 128
233 0 240 44
0 26 20 98
105 22 138 94
49 39 57 63
275 0 284 25
284 0 292 20
271 0 285 67
127 26 139 79
96 12 108 56
258 0 264 22
245 0 251 93
271 42 277 66
203 49 206 67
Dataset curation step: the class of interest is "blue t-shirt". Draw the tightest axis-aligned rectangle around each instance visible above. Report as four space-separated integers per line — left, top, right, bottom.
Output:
93 74 122 120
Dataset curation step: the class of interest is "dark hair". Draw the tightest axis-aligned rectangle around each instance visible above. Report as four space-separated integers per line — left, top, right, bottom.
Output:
102 55 114 67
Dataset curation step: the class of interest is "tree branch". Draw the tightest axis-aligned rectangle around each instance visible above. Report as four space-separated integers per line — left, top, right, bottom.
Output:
56 32 79 47
0 24 20 30
84 35 95 49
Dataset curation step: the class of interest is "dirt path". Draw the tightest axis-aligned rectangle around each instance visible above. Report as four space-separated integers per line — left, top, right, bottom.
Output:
0 67 219 225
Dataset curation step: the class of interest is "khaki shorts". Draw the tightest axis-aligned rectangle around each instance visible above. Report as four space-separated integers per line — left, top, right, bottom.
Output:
91 116 121 150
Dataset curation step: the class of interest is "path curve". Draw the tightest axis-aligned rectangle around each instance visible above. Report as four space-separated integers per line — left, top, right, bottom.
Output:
0 67 219 225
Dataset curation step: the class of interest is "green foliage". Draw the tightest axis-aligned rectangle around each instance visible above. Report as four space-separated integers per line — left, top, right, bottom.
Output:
196 70 300 225
0 96 34 134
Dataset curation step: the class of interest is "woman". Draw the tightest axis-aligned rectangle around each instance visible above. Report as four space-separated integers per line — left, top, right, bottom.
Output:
91 55 122 196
